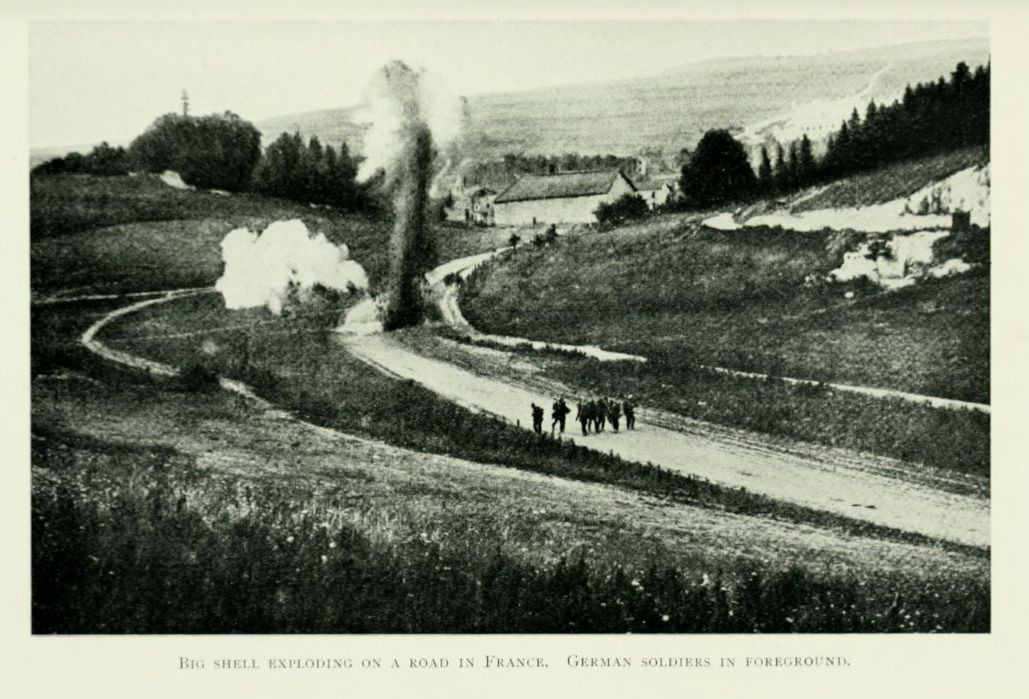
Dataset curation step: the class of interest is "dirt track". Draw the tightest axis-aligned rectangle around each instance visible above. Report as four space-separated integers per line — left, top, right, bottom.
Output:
340 332 988 547
338 249 990 548
72 261 991 548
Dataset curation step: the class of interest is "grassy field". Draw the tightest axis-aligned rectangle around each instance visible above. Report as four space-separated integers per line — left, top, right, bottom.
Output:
791 146 989 212
33 428 988 633
31 174 513 296
96 292 988 550
32 299 988 632
31 173 989 632
460 220 989 474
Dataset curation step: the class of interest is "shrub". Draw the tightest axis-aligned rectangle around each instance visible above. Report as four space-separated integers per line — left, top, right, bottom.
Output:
595 193 649 227
176 362 220 392
933 226 990 265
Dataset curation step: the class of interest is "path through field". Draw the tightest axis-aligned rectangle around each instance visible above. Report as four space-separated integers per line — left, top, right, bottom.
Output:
339 248 990 548
340 332 988 547
59 288 985 575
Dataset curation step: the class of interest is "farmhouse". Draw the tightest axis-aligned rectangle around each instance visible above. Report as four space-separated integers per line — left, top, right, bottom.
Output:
633 176 678 209
444 186 497 226
493 170 637 226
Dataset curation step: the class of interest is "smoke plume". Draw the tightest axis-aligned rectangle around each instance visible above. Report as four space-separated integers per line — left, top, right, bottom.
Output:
356 61 461 330
215 219 368 315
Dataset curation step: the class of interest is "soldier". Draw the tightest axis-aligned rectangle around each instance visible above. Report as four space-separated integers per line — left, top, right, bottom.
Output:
551 397 570 435
531 403 544 434
576 400 591 436
608 399 622 432
623 395 637 430
594 398 608 433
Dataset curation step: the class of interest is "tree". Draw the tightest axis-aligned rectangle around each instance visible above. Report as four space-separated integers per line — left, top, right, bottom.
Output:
772 143 787 184
757 145 773 187
129 111 261 191
798 134 815 184
679 129 757 207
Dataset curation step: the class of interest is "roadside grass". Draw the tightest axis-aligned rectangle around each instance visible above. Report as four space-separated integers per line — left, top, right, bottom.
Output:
462 224 988 403
100 293 988 554
32 423 988 633
458 220 989 472
791 147 989 212
30 174 514 296
547 354 989 478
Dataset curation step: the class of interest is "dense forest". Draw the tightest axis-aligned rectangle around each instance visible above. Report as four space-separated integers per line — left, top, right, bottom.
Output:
756 61 989 194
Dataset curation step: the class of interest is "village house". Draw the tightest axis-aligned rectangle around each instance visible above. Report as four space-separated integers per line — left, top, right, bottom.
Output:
444 185 497 226
633 176 678 209
492 170 637 226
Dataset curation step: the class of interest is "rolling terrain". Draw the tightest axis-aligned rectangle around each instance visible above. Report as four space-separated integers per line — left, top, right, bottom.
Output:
254 39 989 162
30 170 990 631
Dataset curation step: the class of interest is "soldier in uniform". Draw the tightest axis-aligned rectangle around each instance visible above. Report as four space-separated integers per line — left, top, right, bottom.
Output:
551 397 570 435
531 403 544 434
608 399 622 432
576 400 592 436
594 398 608 433
623 396 637 430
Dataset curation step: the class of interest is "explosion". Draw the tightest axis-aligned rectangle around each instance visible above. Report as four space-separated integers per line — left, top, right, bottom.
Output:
215 219 368 315
357 61 462 330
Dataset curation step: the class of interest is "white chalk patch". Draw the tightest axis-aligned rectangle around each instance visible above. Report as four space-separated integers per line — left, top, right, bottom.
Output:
159 170 194 190
707 164 989 234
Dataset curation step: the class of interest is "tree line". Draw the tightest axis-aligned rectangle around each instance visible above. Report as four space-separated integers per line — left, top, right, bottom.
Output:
682 61 989 208
32 112 375 212
464 153 642 191
753 61 989 196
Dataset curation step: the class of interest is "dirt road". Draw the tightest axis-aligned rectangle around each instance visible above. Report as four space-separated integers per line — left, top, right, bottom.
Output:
340 332 988 547
338 248 990 548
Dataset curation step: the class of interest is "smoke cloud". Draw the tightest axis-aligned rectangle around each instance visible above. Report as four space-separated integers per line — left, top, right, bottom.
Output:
356 61 462 330
215 219 368 315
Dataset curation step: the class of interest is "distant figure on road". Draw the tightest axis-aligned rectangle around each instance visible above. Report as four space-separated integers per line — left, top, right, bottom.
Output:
608 400 622 432
531 403 544 434
594 398 608 433
576 400 592 436
623 396 637 430
551 397 570 435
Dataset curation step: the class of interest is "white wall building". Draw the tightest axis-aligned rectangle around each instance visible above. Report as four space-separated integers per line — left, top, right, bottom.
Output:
634 177 677 209
492 171 637 226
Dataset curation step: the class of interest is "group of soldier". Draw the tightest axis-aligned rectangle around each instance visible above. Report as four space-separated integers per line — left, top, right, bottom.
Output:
530 396 637 437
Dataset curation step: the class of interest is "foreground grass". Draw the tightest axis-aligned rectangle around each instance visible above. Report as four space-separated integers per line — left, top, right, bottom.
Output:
30 174 513 295
32 425 988 633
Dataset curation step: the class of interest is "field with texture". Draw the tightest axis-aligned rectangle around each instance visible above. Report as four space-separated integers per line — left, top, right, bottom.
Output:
29 170 989 632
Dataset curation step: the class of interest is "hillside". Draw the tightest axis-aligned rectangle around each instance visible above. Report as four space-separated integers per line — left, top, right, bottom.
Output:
253 39 989 163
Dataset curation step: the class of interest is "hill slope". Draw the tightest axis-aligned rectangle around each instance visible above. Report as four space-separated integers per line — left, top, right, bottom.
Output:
255 39 989 162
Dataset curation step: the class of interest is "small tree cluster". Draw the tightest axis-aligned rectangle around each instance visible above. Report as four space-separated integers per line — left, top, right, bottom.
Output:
32 142 132 177
251 132 366 210
129 112 262 191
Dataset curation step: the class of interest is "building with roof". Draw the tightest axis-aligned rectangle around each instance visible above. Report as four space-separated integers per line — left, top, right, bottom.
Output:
492 171 637 226
634 176 678 210
444 185 497 226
